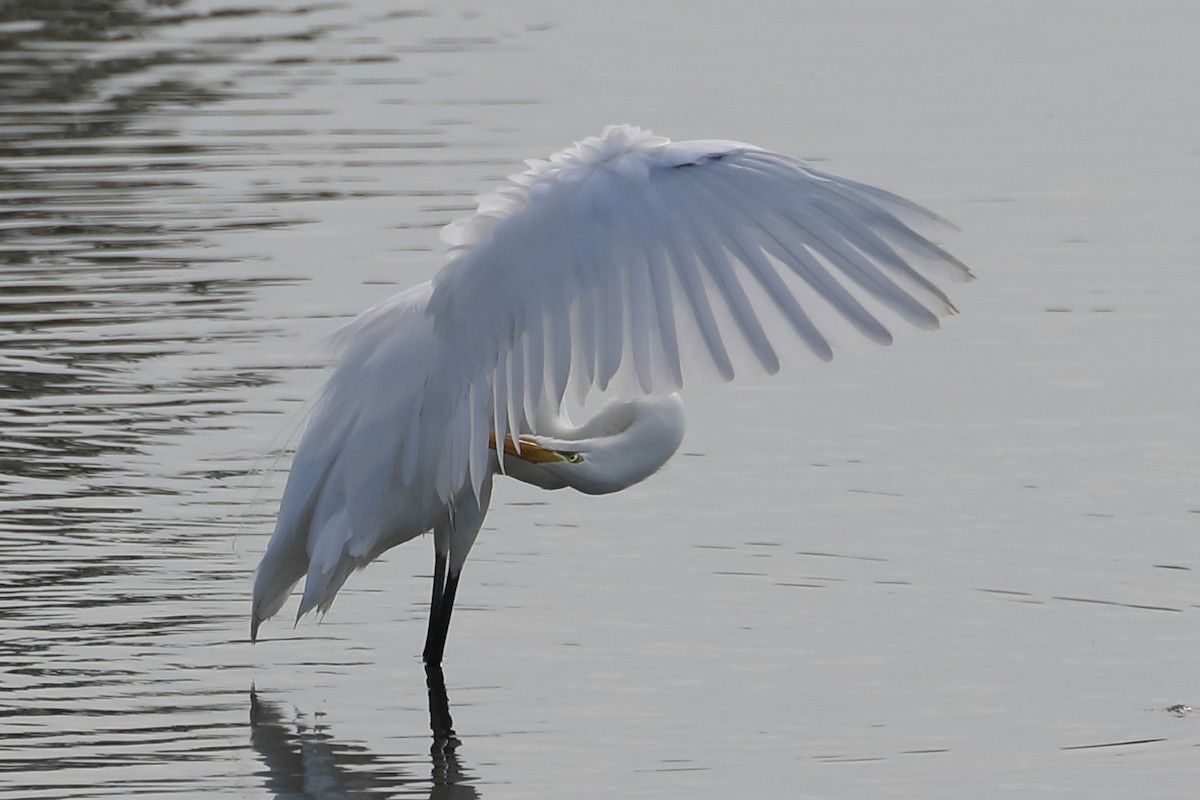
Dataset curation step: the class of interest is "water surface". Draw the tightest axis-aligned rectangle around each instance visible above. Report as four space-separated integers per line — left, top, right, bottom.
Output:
2 1 1199 797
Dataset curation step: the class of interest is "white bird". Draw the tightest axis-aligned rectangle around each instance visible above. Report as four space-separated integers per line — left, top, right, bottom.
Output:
250 124 972 664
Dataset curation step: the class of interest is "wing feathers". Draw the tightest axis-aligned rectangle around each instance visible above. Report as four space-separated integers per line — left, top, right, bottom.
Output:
700 162 894 344
671 184 781 375
650 187 737 382
425 125 970 500
646 243 685 390
596 244 625 391
547 290 572 409
574 280 599 397
626 251 656 394
754 213 895 346
683 174 835 361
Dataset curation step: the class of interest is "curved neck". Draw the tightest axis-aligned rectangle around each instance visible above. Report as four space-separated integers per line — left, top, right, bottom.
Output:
499 394 686 495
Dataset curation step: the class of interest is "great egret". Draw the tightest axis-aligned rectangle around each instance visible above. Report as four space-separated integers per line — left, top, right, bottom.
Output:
251 124 971 664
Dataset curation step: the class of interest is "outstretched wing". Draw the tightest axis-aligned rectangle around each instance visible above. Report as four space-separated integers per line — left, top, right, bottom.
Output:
421 124 972 500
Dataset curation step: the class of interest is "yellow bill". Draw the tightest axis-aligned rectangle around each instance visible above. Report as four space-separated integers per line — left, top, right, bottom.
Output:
488 432 577 463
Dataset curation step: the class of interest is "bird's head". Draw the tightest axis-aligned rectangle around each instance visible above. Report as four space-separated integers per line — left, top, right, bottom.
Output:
491 394 686 495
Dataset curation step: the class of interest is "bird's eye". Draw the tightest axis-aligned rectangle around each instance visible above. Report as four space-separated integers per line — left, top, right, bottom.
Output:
564 453 583 464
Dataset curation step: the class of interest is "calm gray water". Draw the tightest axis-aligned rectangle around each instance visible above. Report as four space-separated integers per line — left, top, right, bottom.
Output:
3 1 1199 798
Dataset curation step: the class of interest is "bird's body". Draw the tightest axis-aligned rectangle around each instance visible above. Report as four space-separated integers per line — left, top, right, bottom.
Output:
251 125 971 661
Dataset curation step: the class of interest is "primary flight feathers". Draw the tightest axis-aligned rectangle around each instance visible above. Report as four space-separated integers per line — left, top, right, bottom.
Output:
422 124 971 500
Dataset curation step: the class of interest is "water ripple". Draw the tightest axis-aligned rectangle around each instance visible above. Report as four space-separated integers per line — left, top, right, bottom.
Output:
0 2 518 795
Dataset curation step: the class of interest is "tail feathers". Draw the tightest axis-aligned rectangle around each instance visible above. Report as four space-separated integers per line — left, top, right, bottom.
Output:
252 503 380 640
250 543 309 643
251 542 359 642
251 445 340 642
293 508 359 619
298 558 359 619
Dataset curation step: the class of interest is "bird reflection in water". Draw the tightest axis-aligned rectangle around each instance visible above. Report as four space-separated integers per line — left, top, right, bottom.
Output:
249 673 476 798
425 664 460 754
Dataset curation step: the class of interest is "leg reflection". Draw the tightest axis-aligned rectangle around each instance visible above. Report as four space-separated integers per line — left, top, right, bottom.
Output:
425 663 461 753
248 685 478 798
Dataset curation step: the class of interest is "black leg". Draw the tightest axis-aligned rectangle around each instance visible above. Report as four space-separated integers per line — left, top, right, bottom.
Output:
423 568 459 666
424 552 447 664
